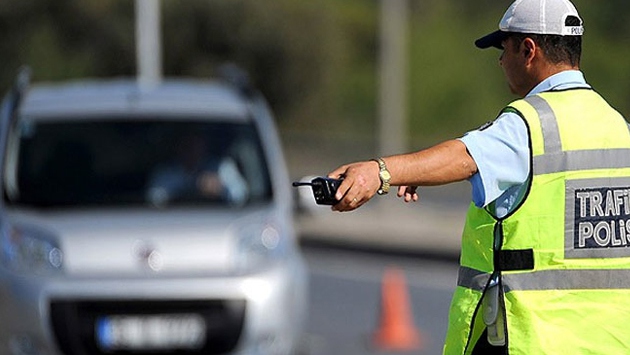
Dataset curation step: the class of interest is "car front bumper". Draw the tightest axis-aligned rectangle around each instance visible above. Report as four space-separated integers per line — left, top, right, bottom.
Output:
0 258 308 355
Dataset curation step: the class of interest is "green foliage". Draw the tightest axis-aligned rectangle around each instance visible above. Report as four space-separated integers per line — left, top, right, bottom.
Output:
574 0 630 116
1 0 630 150
406 0 630 147
408 1 512 146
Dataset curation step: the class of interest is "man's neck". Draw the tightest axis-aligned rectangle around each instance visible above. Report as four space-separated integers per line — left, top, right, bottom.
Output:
539 63 579 81
524 63 579 97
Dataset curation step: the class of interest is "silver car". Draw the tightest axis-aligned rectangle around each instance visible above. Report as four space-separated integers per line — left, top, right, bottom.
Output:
0 69 308 355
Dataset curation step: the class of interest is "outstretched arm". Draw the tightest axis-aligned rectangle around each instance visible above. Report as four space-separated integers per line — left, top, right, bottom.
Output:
327 139 477 212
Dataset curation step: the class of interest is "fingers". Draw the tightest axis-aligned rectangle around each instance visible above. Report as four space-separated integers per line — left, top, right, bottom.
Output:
327 165 349 180
332 194 364 212
331 177 365 212
332 191 368 212
397 186 419 203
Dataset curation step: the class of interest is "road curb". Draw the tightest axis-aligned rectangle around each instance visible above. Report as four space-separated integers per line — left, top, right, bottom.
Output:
295 198 466 262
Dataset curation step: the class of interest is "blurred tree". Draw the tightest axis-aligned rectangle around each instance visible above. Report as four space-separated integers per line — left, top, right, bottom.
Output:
0 0 134 84
161 0 344 129
406 0 630 148
0 0 629 153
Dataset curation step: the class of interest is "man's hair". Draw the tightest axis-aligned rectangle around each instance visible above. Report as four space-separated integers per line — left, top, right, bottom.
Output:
510 15 582 66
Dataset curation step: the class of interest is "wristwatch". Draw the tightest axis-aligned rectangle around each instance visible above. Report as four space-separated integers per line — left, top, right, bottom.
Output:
373 158 391 195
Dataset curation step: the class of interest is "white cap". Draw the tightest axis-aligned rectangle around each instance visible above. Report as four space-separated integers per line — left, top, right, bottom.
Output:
475 0 584 49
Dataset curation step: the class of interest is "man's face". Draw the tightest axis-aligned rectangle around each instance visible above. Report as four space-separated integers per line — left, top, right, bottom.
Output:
499 36 529 97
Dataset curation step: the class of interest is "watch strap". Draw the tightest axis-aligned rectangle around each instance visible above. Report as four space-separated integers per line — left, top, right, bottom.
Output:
373 158 391 195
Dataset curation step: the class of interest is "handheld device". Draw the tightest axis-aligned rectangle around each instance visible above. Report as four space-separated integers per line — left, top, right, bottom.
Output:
292 177 343 205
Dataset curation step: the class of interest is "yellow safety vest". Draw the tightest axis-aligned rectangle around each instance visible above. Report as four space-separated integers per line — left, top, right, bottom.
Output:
444 89 630 355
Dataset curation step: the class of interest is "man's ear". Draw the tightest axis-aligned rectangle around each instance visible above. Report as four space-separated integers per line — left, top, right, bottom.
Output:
522 38 536 60
519 38 538 69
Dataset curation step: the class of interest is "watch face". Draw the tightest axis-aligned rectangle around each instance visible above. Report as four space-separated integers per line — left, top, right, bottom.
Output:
381 170 391 181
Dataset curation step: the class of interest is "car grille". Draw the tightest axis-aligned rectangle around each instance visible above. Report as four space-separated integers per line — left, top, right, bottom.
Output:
50 299 246 355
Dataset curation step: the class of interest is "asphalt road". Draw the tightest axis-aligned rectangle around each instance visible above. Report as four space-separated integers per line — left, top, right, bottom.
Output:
301 244 459 355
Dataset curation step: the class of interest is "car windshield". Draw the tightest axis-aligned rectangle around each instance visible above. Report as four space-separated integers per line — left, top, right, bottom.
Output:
4 117 273 208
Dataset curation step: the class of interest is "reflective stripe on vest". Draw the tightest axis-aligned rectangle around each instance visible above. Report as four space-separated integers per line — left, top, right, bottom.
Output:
456 266 489 292
525 95 630 175
457 265 630 291
503 268 630 291
535 148 630 175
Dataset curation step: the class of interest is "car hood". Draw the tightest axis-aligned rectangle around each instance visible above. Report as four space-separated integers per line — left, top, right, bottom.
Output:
2 206 288 277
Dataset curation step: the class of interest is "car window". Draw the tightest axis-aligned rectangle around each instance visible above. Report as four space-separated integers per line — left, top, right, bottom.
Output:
5 118 273 208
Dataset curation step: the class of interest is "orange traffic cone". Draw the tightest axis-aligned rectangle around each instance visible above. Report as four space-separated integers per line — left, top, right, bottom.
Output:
372 267 424 351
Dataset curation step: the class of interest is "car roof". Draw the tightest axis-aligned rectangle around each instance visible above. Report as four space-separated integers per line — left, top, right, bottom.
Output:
19 78 251 121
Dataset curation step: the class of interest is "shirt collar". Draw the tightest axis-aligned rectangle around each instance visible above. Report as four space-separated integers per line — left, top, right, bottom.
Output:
526 70 591 97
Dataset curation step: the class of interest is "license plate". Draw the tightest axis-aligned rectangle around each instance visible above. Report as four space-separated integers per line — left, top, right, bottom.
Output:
95 313 206 351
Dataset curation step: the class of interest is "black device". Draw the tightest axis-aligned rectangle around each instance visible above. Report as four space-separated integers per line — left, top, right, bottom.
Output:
292 177 343 205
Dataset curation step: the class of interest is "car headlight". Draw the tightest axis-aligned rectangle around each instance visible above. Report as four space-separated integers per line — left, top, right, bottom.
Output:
234 220 288 273
0 223 63 275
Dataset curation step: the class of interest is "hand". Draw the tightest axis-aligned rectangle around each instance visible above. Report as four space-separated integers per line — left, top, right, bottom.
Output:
197 172 223 197
327 160 381 212
397 186 419 203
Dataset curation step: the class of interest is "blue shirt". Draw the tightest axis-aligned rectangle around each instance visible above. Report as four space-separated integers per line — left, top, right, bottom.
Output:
459 70 591 217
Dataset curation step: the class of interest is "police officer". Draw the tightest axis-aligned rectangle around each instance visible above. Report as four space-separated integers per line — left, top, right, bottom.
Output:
328 0 630 354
